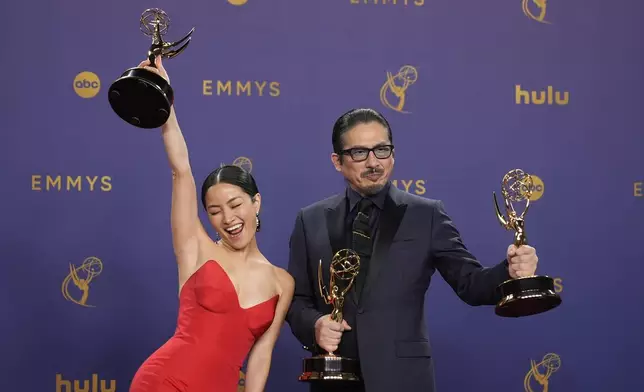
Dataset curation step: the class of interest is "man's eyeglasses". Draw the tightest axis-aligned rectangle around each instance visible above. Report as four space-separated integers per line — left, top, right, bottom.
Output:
339 145 394 162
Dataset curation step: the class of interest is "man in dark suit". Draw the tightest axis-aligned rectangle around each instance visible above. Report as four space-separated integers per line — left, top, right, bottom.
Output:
285 108 539 392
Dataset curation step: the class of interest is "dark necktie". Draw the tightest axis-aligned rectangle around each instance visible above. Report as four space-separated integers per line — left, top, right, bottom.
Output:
352 198 373 299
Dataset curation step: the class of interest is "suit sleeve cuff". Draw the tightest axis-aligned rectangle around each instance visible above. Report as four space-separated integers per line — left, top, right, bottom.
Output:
491 259 512 301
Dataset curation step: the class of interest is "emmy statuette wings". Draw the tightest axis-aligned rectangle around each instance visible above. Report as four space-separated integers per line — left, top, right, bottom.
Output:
493 169 562 318
108 8 195 129
299 249 362 382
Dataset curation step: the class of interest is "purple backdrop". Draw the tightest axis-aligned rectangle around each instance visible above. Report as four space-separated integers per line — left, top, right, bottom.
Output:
2 1 643 391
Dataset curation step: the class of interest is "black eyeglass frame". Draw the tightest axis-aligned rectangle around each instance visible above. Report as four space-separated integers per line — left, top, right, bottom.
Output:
339 144 395 162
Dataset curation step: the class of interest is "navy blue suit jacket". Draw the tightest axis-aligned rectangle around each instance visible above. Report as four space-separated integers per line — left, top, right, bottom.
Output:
286 184 510 392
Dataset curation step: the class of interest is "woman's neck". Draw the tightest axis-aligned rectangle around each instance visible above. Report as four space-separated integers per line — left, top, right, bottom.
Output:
219 236 260 263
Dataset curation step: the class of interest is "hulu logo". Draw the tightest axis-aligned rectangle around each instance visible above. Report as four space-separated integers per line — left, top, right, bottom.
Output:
515 85 569 105
56 373 115 392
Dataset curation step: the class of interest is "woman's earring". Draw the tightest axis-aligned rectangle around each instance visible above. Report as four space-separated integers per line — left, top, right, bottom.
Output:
256 212 261 232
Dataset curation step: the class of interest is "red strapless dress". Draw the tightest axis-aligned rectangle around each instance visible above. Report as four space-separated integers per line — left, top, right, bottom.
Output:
129 260 279 392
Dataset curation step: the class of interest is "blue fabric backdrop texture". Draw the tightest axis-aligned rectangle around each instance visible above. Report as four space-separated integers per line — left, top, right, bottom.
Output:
1 1 643 391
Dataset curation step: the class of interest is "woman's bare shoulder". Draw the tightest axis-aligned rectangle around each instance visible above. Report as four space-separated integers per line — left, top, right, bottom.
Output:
249 254 294 293
269 264 294 295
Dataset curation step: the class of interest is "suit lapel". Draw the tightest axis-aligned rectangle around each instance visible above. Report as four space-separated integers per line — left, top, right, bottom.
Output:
359 188 407 307
323 197 359 306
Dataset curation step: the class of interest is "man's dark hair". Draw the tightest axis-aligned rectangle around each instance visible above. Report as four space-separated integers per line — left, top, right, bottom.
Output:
331 108 393 154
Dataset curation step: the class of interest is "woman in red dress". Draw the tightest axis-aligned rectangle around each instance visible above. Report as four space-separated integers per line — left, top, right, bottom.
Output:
128 56 295 392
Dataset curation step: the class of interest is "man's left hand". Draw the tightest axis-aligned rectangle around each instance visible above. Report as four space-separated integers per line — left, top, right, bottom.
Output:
507 244 538 278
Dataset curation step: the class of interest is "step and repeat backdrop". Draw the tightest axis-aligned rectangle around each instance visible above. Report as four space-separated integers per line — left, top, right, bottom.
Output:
1 0 642 391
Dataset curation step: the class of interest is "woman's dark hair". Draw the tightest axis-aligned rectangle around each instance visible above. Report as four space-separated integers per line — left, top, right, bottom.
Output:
331 108 393 154
201 165 260 211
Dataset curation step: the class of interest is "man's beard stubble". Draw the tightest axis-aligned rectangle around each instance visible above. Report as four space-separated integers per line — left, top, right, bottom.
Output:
359 167 386 196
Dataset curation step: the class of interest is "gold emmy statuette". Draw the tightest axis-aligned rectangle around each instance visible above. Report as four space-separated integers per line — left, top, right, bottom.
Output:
108 8 195 129
493 169 562 317
299 249 361 382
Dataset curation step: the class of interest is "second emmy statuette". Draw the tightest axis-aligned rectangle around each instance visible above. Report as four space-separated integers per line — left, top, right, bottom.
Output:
108 8 195 129
299 249 361 382
493 169 562 317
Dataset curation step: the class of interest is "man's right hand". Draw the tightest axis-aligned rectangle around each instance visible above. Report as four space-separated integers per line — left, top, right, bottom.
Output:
314 315 352 353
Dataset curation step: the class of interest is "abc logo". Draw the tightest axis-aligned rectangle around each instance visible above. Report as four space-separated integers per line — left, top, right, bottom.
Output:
521 175 545 201
228 0 248 5
73 71 100 98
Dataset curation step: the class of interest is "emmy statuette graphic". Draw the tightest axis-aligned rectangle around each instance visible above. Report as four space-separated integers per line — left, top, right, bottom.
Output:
108 8 194 129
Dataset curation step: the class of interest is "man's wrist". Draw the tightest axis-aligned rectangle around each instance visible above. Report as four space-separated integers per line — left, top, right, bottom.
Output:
311 313 325 351
314 313 325 327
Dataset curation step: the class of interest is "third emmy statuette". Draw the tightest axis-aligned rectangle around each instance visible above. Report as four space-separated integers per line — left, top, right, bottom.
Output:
493 169 562 317
299 249 361 382
108 8 195 129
